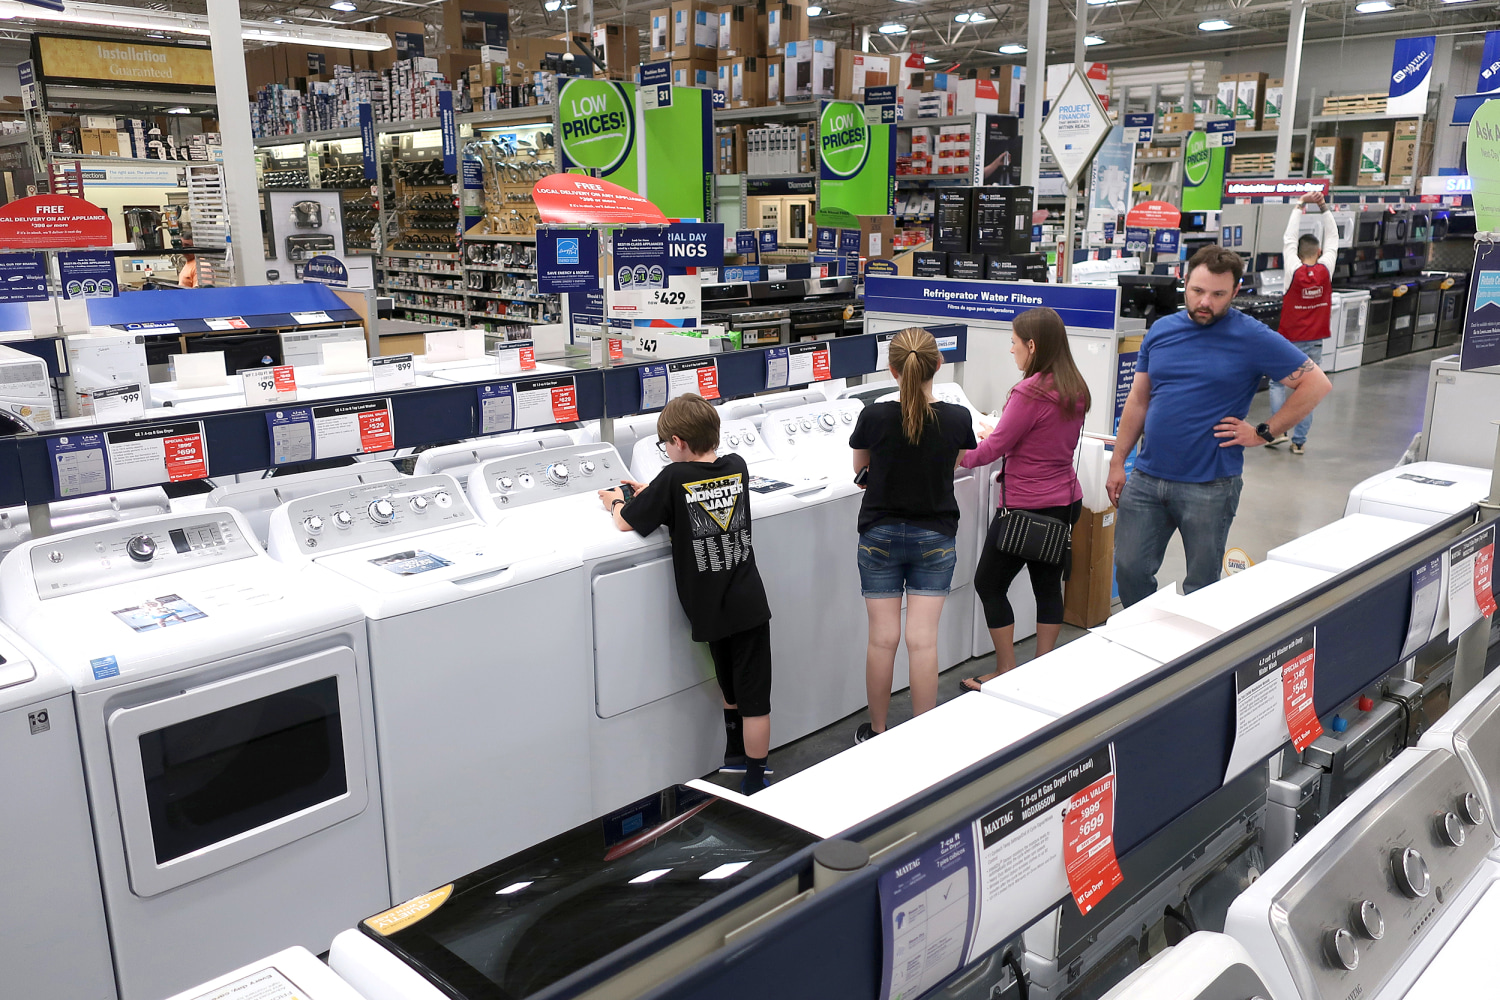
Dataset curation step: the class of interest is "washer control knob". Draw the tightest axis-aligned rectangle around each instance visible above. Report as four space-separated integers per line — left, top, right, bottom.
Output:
1439 811 1467 848
497 476 515 491
744 430 757 444
1354 900 1384 940
818 413 836 431
1325 928 1359 972
47 550 62 563
368 499 396 524
800 417 814 431
410 496 429 513
433 491 452 508
1461 792 1486 827
125 534 156 562
303 516 325 534
726 434 740 447
333 511 353 528
842 410 854 423
783 421 796 434
580 461 596 476
1393 847 1430 898
547 463 570 485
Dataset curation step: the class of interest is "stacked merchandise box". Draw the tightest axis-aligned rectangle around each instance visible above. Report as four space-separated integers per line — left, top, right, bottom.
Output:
591 24 639 79
1357 130 1391 186
1215 74 1237 118
670 0 718 59
906 126 933 175
371 18 429 71
937 122 972 175
782 39 835 102
767 59 782 103
718 56 768 108
439 1 510 62
746 124 817 173
650 8 671 59
673 59 717 88
834 52 895 101
718 5 758 59
715 125 747 174
761 0 808 57
1234 72 1266 130
1388 119 1427 188
1311 136 1352 184
1262 78 1283 130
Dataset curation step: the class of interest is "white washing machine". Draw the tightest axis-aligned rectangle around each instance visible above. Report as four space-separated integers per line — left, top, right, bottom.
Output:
1265 513 1428 574
1225 745 1500 1000
0 509 389 1000
0 622 115 1000
165 947 370 1000
1097 932 1275 1000
207 462 404 547
409 428 580 478
1344 462 1493 524
0 486 171 562
265 474 592 902
415 357 572 383
465 442 724 816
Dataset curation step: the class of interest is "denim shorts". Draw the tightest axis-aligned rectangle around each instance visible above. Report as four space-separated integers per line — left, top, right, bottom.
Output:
856 523 959 598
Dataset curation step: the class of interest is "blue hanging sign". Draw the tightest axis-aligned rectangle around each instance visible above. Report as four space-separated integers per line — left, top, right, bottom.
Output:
360 103 377 180
0 253 48 302
736 230 758 256
641 61 671 87
439 89 458 175
838 228 861 256
815 226 838 253
1124 226 1150 251
1388 36 1436 115
758 228 779 253
537 228 600 293
711 89 727 110
611 224 725 281
863 275 1120 331
302 255 350 287
1124 113 1154 143
57 250 118 299
1152 228 1181 255
1480 31 1500 94
1461 242 1500 372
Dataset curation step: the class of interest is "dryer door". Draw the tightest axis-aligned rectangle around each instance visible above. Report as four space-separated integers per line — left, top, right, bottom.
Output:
107 645 369 896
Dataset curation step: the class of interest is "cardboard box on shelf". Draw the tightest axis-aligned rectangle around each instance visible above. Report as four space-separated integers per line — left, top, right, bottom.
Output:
858 215 895 259
1311 136 1352 183
650 7 671 56
984 63 1024 115
591 24 639 79
672 57 718 88
715 124 747 173
670 0 718 59
1393 119 1420 139
1235 71 1266 126
766 57 782 103
1357 130 1390 185
1160 111 1194 133
718 5 757 57
1262 77 1283 127
1063 506 1116 628
1215 75 1237 117
782 38 834 101
761 0 807 56
719 55 768 107
834 51 895 101
440 1 511 56
372 17 429 70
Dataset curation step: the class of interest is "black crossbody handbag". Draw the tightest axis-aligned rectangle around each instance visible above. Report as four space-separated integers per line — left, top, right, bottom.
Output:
992 464 1072 564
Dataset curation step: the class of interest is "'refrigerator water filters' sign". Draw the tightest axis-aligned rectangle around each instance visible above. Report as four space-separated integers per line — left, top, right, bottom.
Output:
1387 36 1436 116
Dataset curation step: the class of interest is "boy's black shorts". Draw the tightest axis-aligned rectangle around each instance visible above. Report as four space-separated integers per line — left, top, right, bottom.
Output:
706 621 773 717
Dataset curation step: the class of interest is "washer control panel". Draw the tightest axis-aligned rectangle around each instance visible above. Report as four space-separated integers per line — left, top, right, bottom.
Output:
760 399 862 463
1259 750 1492 1000
277 474 473 555
471 443 624 512
1422 674 1500 842
28 513 252 599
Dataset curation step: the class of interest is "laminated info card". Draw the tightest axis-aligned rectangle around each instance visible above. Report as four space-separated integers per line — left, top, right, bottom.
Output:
105 422 208 489
514 375 579 429
878 747 1122 1000
1221 626 1318 782
639 359 720 410
478 383 514 434
49 432 109 499
1400 554 1446 660
765 342 831 389
266 400 394 465
1448 525 1498 641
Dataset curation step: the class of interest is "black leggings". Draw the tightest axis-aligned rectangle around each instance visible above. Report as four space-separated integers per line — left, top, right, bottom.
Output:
974 501 1083 629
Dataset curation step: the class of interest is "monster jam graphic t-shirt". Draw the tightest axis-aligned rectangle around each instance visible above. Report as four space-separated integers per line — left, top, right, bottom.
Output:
621 453 772 642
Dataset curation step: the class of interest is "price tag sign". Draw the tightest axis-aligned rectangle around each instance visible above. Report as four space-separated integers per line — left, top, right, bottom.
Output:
91 383 145 422
669 358 719 400
875 332 895 372
1279 628 1321 752
290 310 334 325
243 366 298 406
786 341 831 385
48 432 109 499
478 383 514 434
609 337 624 360
513 375 578 428
1449 525 1498 639
105 421 209 489
495 341 537 375
205 316 249 331
309 399 395 459
1062 774 1124 915
371 353 416 391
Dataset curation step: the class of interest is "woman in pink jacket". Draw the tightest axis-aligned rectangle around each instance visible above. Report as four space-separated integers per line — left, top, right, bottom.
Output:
960 307 1090 691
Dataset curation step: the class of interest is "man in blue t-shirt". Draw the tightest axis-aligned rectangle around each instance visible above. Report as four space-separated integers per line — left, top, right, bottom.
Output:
1106 245 1333 606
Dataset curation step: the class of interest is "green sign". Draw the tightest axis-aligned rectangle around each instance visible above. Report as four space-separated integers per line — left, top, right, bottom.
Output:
1468 98 1500 232
644 85 714 222
819 100 894 217
559 79 636 175
1181 130 1225 212
819 101 870 178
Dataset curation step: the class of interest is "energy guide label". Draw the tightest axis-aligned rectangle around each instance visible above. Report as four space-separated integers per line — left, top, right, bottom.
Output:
48 432 109 498
513 375 578 428
477 383 515 434
104 421 208 489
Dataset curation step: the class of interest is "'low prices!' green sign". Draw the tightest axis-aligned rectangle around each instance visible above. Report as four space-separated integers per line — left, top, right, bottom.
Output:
819 100 894 217
559 78 637 178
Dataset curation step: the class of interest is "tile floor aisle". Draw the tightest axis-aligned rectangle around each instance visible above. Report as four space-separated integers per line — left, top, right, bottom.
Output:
707 346 1455 786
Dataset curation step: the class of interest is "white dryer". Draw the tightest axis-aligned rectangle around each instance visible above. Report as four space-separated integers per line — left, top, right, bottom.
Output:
0 509 389 1000
1225 745 1500 1000
465 442 723 816
0 622 115 1000
1096 932 1275 1000
265 474 592 902
1344 462 1493 524
165 947 370 1000
1330 289 1370 372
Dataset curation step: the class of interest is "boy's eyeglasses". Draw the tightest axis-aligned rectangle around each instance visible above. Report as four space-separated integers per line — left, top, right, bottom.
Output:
656 440 668 458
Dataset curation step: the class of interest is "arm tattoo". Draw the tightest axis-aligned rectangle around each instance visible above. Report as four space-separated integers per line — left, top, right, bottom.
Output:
1282 359 1317 385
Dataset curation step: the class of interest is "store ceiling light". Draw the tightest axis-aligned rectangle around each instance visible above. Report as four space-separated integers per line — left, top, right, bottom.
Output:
998 43 1027 53
878 21 907 33
330 1 356 10
1198 18 1233 30
924 55 938 63
0 0 392 48
1084 35 1105 45
806 4 822 13
954 12 987 21
1354 0 1394 9
166 107 191 114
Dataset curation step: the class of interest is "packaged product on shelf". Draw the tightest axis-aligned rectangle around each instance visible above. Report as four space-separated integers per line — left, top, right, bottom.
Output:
591 24 639 79
1235 72 1266 128
1263 78 1283 128
782 39 835 102
672 58 717 88
1215 74 1237 117
834 51 895 101
650 7 671 57
762 0 809 56
1357 130 1390 186
669 0 718 59
767 58 782 103
718 56 767 108
718 5 757 58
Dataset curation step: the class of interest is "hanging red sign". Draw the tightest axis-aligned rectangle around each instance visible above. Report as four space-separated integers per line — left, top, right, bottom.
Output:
1222 178 1331 199
1124 200 1182 230
533 175 668 225
0 195 113 249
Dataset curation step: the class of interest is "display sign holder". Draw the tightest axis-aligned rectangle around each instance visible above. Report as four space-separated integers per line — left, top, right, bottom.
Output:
0 194 115 337
1039 72 1113 283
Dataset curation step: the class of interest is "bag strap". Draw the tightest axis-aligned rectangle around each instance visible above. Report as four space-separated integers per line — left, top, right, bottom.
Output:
998 458 1008 513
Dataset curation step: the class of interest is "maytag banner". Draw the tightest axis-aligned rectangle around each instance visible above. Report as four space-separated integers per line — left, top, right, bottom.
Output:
1387 36 1436 116
864 276 1118 330
819 99 895 216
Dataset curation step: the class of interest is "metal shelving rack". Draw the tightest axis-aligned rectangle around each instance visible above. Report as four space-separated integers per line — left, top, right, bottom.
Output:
1299 86 1441 196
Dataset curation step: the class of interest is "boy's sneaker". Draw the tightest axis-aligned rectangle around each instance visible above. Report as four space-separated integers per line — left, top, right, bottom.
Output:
720 755 774 775
1289 442 1305 456
1266 434 1290 447
855 722 879 744
740 774 771 795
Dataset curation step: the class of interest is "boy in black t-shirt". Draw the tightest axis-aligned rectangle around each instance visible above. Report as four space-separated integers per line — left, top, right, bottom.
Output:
598 393 775 793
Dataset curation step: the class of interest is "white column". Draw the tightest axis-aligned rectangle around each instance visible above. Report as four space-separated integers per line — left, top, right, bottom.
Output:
207 0 267 284
1274 0 1307 177
1020 0 1047 188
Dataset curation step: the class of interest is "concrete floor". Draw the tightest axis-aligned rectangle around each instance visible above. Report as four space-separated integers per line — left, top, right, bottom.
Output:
703 347 1451 789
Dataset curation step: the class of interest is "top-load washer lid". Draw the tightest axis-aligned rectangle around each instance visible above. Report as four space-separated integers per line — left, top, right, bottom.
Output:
411 430 579 478
1344 463 1493 523
1401 879 1500 1000
0 508 364 690
1096 932 1275 1000
0 624 64 706
0 486 172 561
1265 513 1427 574
164 947 368 1000
1225 747 1499 1000
418 358 572 384
980 633 1162 718
1421 667 1500 844
341 785 814 1000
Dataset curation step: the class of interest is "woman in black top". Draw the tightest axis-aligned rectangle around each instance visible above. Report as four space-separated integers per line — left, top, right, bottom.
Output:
849 328 976 743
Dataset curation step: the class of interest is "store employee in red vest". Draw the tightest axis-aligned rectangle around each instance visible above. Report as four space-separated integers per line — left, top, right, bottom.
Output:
1268 191 1339 455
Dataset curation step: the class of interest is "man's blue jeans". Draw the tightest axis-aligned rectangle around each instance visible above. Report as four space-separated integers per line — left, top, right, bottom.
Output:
1266 339 1323 445
1115 471 1244 607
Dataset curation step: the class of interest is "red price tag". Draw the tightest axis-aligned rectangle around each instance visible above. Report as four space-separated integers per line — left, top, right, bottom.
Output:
519 346 537 371
1476 544 1497 618
1282 646 1321 752
273 366 298 394
1062 775 1123 915
551 384 578 422
697 364 720 400
162 431 207 482
812 347 831 382
608 338 624 361
358 408 394 452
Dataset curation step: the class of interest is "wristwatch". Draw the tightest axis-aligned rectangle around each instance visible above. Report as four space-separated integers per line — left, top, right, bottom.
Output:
611 498 625 508
1256 422 1276 443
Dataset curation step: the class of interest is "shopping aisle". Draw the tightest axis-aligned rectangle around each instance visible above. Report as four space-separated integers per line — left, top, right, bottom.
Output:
714 347 1451 785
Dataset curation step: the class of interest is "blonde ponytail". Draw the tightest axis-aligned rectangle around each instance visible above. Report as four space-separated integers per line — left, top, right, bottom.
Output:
890 327 941 443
